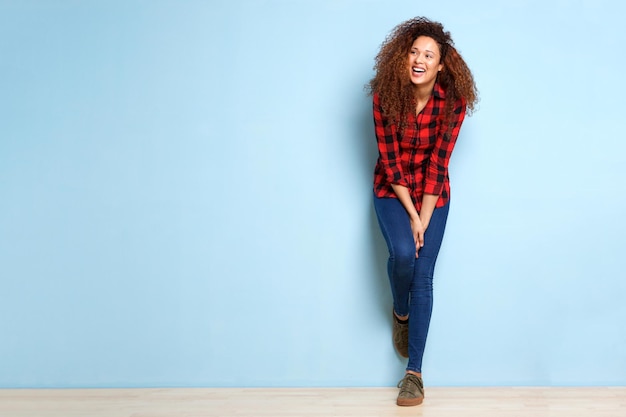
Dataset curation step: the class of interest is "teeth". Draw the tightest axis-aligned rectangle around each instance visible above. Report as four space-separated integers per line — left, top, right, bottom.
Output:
413 67 425 73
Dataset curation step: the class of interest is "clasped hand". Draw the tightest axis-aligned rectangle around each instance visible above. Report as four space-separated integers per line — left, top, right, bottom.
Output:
410 217 425 258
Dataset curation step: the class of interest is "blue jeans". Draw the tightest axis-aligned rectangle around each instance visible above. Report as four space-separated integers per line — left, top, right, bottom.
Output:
373 195 449 373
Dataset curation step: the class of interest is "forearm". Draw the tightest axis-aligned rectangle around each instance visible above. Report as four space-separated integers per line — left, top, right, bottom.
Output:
390 184 419 220
419 193 439 230
391 184 425 255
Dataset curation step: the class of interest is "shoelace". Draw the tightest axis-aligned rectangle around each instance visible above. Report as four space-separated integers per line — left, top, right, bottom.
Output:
397 374 423 394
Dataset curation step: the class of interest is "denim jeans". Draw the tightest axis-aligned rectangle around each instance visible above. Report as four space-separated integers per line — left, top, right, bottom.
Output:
373 194 449 373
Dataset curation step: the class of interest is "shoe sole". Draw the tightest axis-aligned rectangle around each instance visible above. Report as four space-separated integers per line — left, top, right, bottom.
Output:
397 396 423 406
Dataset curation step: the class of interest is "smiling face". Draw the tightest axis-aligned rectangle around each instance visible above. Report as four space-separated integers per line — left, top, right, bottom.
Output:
408 36 443 89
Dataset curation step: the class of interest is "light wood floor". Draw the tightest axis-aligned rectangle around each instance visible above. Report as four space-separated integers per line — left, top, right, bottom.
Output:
1 387 625 417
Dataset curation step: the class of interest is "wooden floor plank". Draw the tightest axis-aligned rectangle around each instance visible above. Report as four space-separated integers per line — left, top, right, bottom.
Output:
0 387 625 417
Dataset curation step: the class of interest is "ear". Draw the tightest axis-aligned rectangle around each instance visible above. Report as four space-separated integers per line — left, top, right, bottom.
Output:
438 63 443 72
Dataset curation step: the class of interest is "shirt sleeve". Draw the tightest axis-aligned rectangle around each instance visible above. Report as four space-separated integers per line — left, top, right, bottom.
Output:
423 99 466 196
373 93 408 188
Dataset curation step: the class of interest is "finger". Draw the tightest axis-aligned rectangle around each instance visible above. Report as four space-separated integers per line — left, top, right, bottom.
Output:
418 230 425 248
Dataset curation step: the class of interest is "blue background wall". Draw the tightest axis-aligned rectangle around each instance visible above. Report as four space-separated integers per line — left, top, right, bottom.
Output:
1 0 625 388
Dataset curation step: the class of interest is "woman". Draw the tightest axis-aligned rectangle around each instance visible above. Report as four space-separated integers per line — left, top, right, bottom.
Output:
367 17 478 406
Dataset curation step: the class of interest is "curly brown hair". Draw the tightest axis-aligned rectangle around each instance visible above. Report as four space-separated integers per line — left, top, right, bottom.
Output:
367 17 478 128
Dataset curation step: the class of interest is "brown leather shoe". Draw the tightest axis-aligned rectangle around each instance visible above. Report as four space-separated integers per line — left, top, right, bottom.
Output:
396 373 424 406
392 310 408 358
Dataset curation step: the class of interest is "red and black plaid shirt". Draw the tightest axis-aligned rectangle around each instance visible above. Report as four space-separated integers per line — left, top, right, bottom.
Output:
373 83 466 211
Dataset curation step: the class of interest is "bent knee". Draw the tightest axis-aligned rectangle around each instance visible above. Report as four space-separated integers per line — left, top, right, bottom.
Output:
390 243 416 266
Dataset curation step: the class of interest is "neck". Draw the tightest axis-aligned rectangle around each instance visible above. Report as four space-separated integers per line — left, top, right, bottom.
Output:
413 80 437 102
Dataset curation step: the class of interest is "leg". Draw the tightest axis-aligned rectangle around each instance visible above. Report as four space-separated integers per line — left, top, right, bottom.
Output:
406 202 449 374
373 195 417 318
